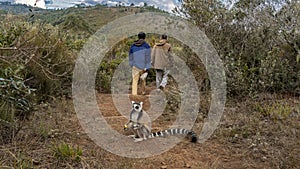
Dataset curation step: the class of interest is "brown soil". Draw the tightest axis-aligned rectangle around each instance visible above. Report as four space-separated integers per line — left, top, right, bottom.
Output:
0 90 299 169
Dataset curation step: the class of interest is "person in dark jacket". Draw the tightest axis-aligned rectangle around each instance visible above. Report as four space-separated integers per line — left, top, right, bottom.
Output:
129 32 151 95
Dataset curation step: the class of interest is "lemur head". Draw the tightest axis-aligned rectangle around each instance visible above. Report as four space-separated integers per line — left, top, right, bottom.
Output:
131 101 143 112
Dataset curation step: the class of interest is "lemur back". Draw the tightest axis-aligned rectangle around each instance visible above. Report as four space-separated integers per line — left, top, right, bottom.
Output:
125 101 197 143
124 120 198 143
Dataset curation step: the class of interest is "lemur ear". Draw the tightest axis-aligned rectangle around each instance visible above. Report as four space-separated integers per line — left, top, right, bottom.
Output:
131 101 135 104
140 102 143 105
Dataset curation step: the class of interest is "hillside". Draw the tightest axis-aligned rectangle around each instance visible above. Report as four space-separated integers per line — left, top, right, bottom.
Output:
0 2 299 169
0 2 45 14
32 5 162 35
1 2 163 35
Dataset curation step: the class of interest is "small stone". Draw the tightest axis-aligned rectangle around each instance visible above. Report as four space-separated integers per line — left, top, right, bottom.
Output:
185 163 191 168
161 165 167 169
32 159 40 165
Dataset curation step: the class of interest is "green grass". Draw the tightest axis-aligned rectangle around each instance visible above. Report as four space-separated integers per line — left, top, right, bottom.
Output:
254 101 293 121
52 142 83 162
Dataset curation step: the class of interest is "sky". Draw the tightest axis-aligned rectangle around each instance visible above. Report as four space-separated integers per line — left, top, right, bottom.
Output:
0 0 182 12
14 0 45 8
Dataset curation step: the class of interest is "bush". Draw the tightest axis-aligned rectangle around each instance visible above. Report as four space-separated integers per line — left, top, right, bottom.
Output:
96 57 124 93
0 66 35 144
0 18 75 101
177 0 300 97
0 17 76 143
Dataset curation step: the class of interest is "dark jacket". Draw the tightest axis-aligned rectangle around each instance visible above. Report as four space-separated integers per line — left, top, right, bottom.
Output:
129 39 151 70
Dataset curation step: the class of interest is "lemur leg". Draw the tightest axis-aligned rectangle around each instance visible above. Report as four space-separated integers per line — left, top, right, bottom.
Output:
134 129 145 142
142 133 148 141
134 138 144 142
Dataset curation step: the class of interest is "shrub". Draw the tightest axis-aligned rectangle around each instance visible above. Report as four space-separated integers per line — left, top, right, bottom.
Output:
0 17 76 143
0 18 75 101
52 142 82 162
0 66 35 144
96 57 124 93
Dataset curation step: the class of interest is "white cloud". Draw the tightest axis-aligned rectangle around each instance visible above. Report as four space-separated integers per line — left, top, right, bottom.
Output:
82 0 181 12
15 0 46 8
10 0 182 12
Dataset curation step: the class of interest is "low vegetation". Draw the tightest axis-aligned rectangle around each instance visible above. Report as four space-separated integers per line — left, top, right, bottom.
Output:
0 1 299 168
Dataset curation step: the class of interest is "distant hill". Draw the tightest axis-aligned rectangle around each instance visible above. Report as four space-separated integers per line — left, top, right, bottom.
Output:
0 3 164 42
0 2 45 14
29 5 163 36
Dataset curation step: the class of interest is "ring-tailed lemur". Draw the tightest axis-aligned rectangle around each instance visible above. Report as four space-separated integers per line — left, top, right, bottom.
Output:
124 120 198 143
125 101 150 140
124 120 151 142
129 101 144 123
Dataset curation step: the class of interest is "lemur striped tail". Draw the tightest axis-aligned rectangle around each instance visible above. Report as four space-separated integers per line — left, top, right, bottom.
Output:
148 128 198 143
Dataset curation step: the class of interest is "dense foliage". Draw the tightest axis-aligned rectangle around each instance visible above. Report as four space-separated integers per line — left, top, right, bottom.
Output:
175 0 300 96
0 17 75 143
0 4 164 143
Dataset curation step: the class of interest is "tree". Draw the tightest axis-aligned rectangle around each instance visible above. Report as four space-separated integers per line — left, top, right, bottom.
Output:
175 0 300 95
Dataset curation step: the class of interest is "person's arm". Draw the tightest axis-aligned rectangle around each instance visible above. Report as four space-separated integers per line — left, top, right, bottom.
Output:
129 46 133 67
145 44 151 70
168 46 174 67
151 45 156 67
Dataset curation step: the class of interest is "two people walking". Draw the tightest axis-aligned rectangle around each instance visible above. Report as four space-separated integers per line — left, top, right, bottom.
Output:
129 32 173 95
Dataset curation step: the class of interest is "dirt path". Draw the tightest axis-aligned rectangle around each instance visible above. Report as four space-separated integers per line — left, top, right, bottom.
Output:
1 93 298 168
94 94 272 169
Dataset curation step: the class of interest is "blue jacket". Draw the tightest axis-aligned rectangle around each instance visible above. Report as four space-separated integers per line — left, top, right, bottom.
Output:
129 39 151 70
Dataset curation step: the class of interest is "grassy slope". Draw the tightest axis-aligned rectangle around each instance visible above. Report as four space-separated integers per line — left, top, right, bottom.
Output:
0 4 299 169
0 3 45 14
31 5 163 35
0 93 299 168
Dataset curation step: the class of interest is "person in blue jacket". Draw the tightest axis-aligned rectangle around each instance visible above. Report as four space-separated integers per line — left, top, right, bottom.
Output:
129 32 151 95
